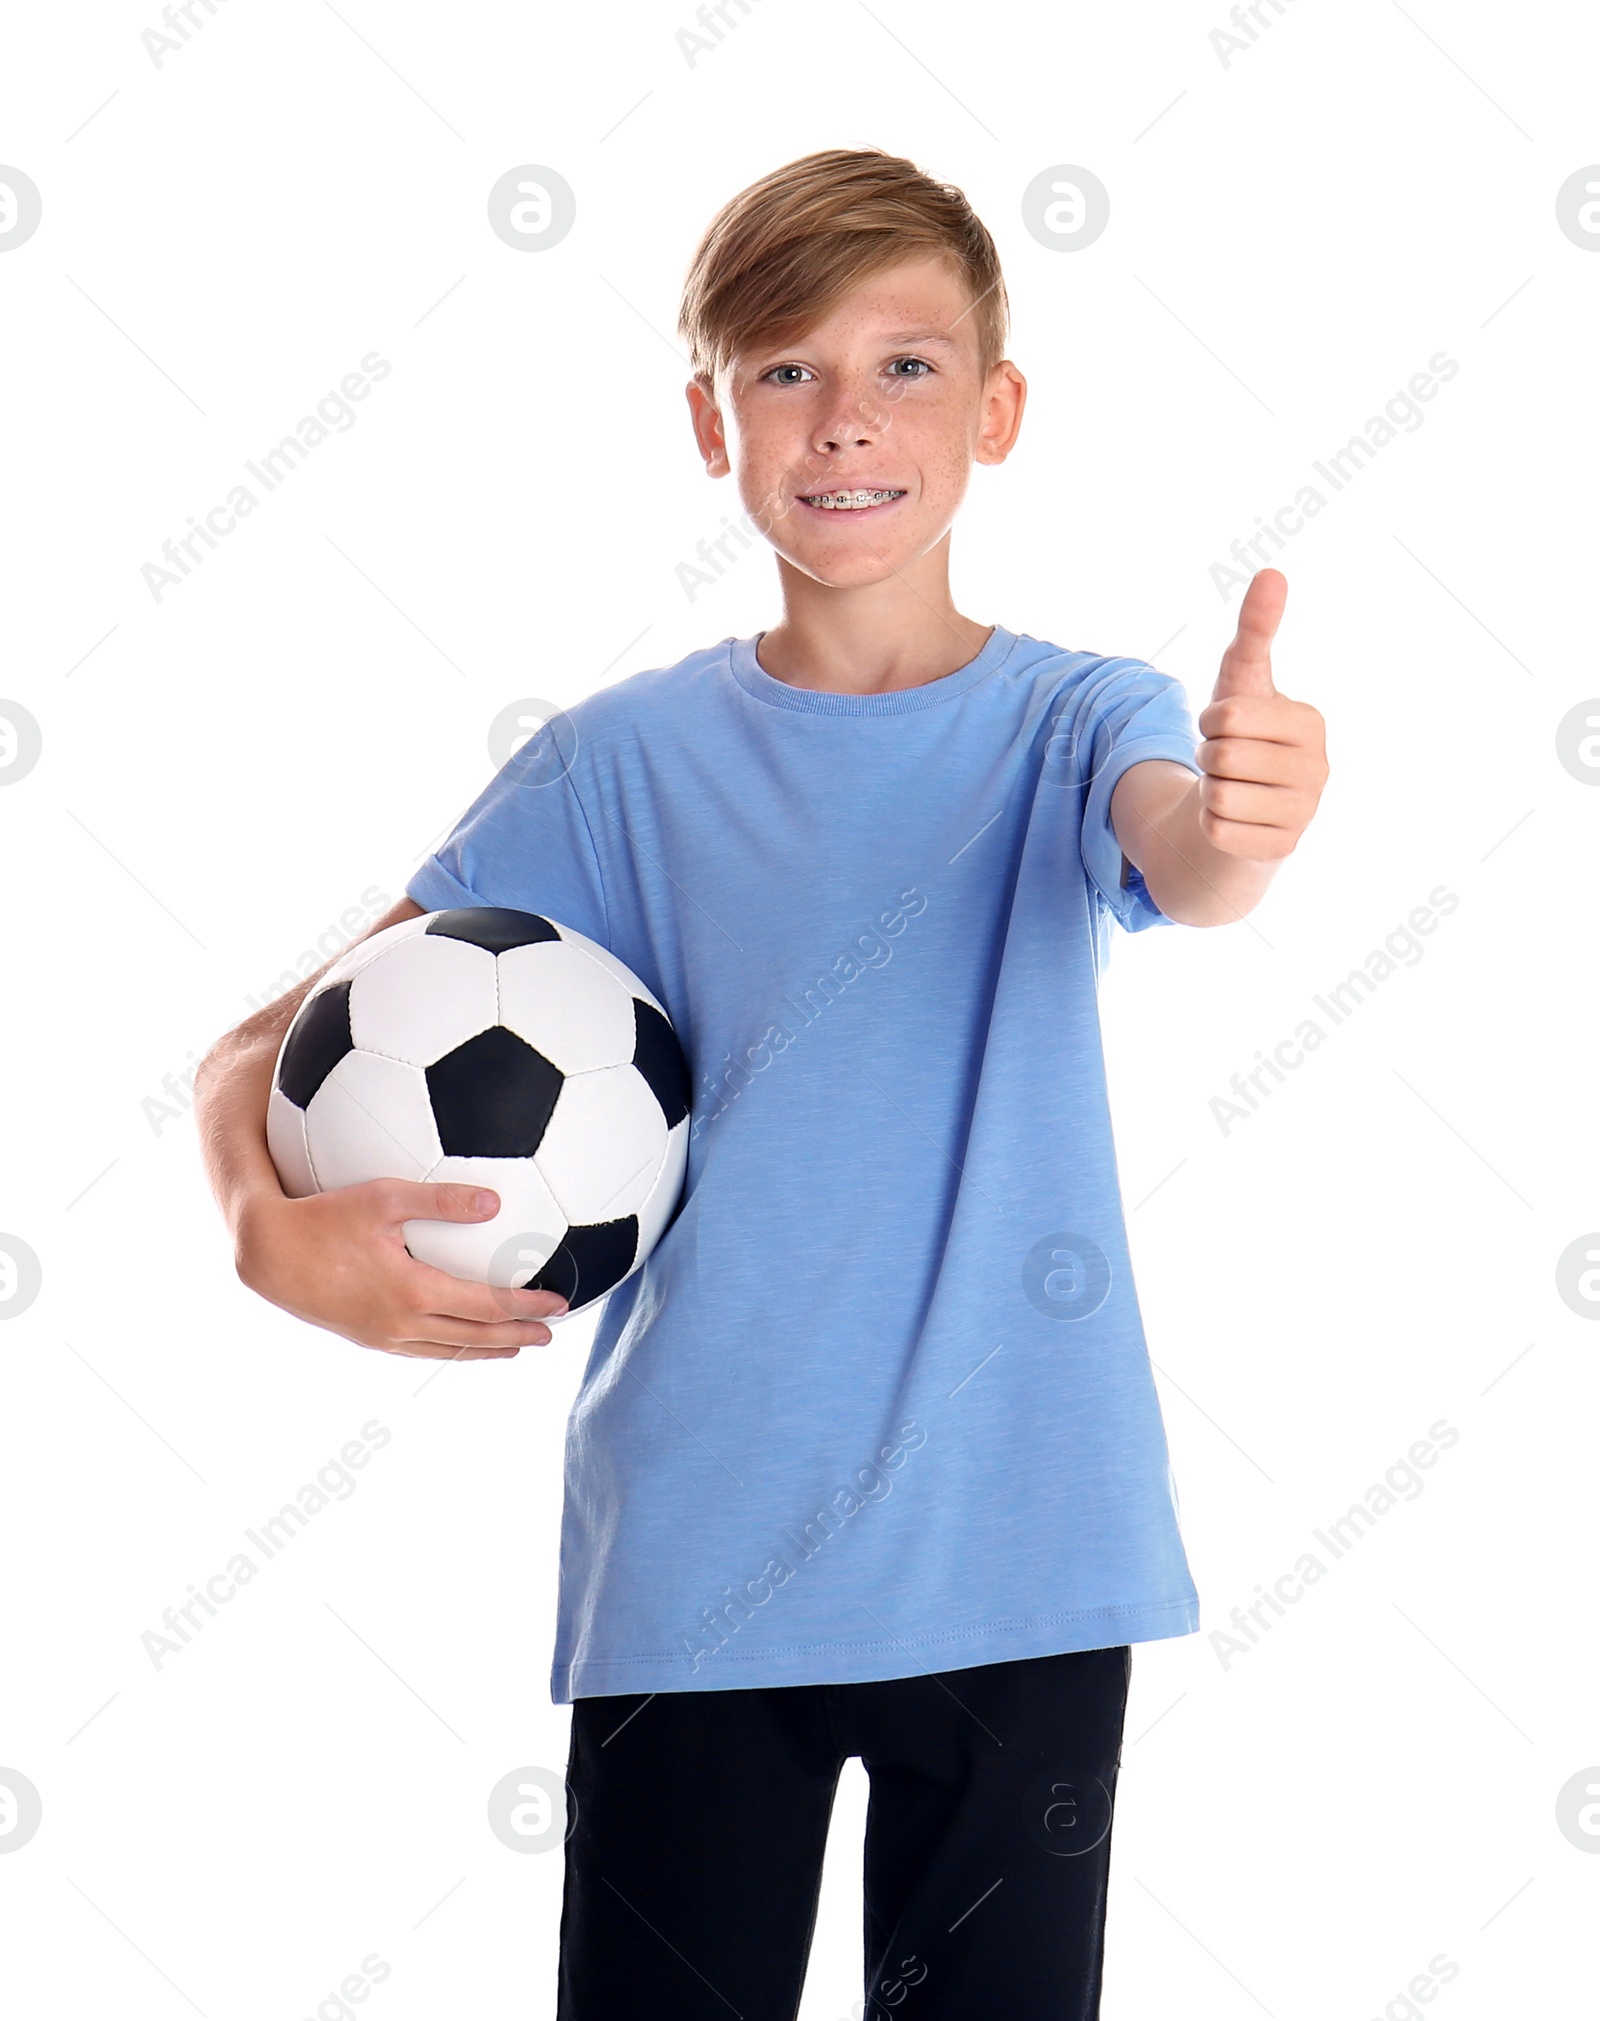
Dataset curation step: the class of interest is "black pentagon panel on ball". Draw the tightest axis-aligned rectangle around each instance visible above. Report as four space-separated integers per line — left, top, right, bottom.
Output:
424 907 561 955
277 980 355 1109
426 1025 565 1158
526 1218 639 1307
631 999 691 1128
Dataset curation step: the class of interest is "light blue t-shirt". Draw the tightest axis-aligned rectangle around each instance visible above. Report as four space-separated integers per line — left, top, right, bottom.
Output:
406 625 1204 1702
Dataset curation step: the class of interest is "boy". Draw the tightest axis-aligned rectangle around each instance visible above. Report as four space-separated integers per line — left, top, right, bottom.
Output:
196 149 1327 2018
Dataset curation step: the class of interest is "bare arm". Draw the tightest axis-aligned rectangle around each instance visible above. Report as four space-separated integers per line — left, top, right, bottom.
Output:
193 894 569 1358
1111 761 1281 927
1111 570 1327 927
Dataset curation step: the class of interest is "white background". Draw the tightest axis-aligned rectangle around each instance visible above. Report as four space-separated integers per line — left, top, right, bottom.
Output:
2 0 1597 2015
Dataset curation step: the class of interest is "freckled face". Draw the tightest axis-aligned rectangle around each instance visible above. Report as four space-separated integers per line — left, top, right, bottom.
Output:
688 257 1022 590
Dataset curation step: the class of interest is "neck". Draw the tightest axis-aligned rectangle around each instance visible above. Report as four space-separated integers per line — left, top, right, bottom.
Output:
755 538 992 696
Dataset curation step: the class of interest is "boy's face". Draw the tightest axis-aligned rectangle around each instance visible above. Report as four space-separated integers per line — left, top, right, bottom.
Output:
686 256 1025 590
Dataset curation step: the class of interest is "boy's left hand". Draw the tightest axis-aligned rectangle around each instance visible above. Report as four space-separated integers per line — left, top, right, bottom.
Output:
1196 569 1328 860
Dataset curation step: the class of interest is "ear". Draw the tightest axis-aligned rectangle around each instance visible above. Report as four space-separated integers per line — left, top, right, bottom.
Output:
685 375 730 477
974 360 1027 467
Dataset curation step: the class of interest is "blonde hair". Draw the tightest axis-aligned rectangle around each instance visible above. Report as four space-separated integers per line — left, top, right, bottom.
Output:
679 148 1008 383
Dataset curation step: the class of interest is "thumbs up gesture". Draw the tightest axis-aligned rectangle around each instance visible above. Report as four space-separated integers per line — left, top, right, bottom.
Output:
1197 570 1328 859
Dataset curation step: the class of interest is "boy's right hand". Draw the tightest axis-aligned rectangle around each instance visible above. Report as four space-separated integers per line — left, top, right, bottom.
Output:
234 1180 569 1359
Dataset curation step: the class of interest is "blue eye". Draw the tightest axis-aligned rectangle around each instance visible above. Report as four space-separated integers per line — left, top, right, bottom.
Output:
890 357 933 378
765 363 814 385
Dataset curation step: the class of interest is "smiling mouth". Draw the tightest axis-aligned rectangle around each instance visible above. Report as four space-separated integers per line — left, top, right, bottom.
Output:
798 488 906 512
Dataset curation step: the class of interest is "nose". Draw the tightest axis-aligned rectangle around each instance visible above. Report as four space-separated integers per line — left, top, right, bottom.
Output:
812 389 880 458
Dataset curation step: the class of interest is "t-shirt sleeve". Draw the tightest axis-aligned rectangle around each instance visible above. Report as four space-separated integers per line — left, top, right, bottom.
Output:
1076 658 1202 933
404 723 610 945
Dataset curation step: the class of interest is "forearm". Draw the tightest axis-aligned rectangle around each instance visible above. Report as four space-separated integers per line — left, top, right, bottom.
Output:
1115 763 1281 927
192 1007 297 1253
195 896 426 1252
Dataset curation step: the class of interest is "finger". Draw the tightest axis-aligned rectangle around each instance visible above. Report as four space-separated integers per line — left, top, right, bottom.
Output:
403 1258 570 1325
1195 736 1306 785
369 1176 506 1226
1196 694 1313 744
1198 808 1300 860
377 1337 528 1361
1199 775 1303 828
365 1180 570 1321
1212 569 1286 703
398 1313 559 1354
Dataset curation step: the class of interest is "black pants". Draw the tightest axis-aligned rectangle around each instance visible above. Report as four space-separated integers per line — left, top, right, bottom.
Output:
557 1644 1132 2020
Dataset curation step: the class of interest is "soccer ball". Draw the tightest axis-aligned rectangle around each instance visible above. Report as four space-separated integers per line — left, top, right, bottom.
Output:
265 907 690 1316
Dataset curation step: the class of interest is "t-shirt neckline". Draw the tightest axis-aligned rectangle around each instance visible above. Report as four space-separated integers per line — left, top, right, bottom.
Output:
726 623 1018 715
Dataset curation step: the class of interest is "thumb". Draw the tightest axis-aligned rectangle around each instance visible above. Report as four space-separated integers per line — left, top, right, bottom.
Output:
1212 567 1286 703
